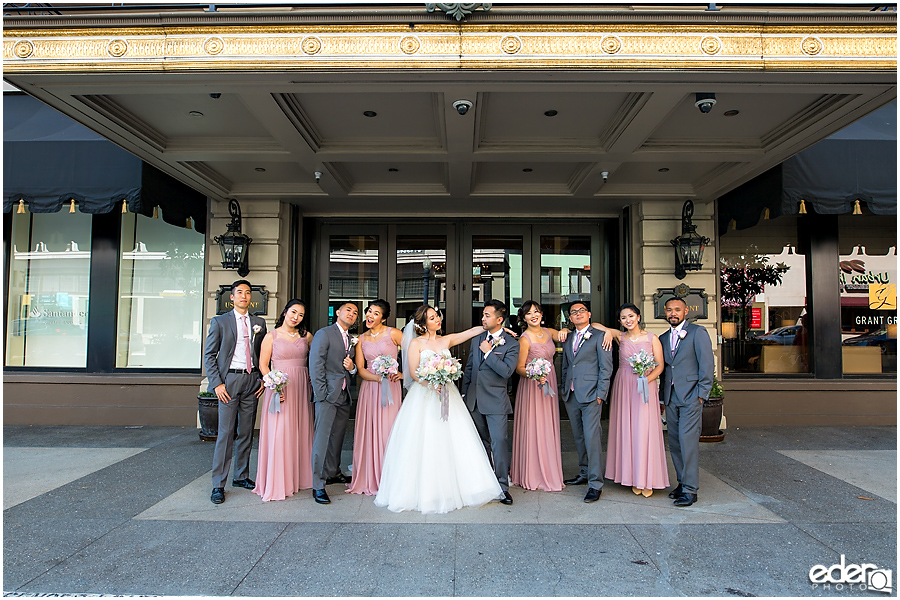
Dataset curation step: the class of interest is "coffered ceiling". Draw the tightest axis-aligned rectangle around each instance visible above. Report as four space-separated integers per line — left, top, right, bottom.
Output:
3 5 896 217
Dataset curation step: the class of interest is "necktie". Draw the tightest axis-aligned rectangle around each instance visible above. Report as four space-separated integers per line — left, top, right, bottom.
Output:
573 329 583 355
340 327 348 389
242 316 253 373
670 329 678 355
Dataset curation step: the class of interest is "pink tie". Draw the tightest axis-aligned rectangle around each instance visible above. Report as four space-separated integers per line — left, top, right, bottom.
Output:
242 316 253 373
341 328 348 389
573 330 583 355
671 329 678 355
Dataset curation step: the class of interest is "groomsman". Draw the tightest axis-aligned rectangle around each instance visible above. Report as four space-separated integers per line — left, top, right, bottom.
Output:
659 297 714 507
561 302 614 503
309 302 359 505
204 280 266 505
461 299 519 505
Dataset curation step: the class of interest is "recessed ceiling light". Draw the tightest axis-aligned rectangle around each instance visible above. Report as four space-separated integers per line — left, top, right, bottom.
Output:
724 110 740 117
523 168 533 173
363 111 377 118
188 111 204 117
544 110 558 117
388 168 399 172
255 167 266 172
658 168 670 173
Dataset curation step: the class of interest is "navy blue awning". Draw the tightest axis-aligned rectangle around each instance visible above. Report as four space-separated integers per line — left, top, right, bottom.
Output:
3 94 207 234
719 100 897 232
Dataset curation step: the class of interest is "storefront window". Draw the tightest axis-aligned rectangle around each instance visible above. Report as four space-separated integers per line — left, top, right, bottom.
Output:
838 214 897 375
396 235 445 330
540 235 591 330
6 211 92 367
720 217 810 374
116 214 205 368
329 235 378 331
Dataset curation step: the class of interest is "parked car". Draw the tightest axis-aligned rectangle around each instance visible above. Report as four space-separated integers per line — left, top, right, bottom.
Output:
751 325 802 345
842 329 897 354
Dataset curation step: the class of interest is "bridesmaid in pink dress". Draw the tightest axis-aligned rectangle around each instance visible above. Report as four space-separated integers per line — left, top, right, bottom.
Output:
510 301 571 492
253 299 315 501
346 300 403 495
604 303 669 497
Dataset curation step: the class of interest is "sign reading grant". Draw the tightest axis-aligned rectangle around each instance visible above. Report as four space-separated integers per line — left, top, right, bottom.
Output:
652 285 709 321
215 285 268 316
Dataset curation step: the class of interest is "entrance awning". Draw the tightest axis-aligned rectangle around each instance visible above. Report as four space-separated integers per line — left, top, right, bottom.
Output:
719 101 897 232
3 94 207 234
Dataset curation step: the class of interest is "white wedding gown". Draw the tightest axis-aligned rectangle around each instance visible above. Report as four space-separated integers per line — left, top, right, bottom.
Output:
374 349 503 514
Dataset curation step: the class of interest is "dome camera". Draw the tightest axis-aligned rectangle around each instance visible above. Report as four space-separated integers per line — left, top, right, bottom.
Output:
453 99 473 116
694 92 717 114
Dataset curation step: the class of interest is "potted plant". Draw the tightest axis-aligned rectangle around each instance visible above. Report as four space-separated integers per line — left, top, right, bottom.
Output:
197 389 218 442
700 377 725 443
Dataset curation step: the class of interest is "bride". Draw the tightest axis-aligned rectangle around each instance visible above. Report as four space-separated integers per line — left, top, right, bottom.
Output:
374 305 504 514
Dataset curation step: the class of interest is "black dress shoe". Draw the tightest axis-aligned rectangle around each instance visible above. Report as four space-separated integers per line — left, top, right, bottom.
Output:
673 492 697 507
232 478 255 490
583 488 602 503
564 475 589 486
667 484 683 499
312 489 331 504
499 491 513 505
325 473 351 485
210 488 225 504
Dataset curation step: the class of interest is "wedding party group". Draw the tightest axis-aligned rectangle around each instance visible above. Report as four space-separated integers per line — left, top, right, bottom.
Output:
203 279 714 515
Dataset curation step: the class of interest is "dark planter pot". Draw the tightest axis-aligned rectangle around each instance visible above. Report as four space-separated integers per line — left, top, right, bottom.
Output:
198 395 219 442
700 394 725 443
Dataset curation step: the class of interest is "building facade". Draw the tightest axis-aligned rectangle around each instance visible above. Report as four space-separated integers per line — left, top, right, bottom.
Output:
2 3 896 426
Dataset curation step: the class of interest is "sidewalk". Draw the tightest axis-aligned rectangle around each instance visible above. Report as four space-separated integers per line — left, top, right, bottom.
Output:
3 423 896 597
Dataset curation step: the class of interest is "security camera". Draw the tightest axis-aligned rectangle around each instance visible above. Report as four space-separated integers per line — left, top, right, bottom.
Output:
694 92 717 114
209 93 221 99
601 171 609 183
453 100 473 116
314 171 322 183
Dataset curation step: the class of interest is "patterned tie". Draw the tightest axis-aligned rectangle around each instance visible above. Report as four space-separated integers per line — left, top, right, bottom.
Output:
573 329 583 355
341 327 348 390
670 328 678 356
241 315 253 373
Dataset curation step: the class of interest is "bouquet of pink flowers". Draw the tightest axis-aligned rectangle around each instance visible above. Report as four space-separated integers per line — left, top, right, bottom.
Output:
525 357 555 397
372 354 400 406
626 349 657 403
416 350 462 421
263 370 289 413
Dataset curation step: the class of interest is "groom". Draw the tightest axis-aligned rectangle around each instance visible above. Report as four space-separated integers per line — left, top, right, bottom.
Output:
204 280 266 505
561 302 613 503
659 297 714 508
461 299 519 505
309 301 359 505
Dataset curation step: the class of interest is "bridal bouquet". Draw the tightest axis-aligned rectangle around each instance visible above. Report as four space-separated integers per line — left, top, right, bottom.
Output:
372 354 400 407
416 350 462 421
525 357 554 397
263 370 289 414
626 349 657 403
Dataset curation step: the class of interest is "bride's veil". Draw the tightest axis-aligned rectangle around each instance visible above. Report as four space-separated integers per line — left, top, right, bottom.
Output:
401 320 417 390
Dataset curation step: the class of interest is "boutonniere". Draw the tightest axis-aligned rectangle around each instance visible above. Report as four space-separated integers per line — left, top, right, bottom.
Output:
583 330 593 340
349 336 359 348
677 329 687 340
494 336 506 347
252 324 262 335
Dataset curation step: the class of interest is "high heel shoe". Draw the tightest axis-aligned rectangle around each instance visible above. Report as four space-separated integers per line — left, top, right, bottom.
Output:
641 488 653 498
632 486 642 495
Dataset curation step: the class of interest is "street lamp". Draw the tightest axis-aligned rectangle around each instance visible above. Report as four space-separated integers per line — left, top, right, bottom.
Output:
670 200 710 280
422 257 432 306
214 198 252 277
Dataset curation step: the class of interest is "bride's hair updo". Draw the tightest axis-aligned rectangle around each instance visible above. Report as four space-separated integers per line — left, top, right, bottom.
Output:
412 304 439 336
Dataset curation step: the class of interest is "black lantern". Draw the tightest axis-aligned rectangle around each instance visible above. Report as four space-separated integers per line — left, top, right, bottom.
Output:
670 200 710 280
214 199 252 277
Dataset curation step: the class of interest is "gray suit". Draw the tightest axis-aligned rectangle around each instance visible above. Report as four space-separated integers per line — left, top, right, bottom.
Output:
461 330 519 492
561 326 614 490
203 310 266 488
659 321 714 494
309 323 355 489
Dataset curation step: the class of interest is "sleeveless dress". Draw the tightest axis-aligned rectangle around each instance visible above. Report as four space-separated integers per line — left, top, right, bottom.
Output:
253 332 315 501
604 333 670 490
510 329 565 492
346 334 403 495
374 349 503 514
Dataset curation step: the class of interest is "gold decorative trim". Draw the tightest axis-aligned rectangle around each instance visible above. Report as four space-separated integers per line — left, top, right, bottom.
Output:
204 36 224 55
107 38 128 57
400 35 420 55
801 36 824 55
301 36 321 55
13 40 33 58
700 36 721 55
500 35 522 55
601 35 621 54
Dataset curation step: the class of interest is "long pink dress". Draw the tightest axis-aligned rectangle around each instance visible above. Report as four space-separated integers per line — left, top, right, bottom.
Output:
346 334 402 495
510 329 565 492
605 333 670 490
253 332 315 501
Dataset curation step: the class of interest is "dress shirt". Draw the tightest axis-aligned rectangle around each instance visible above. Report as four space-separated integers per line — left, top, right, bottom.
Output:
229 310 252 370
